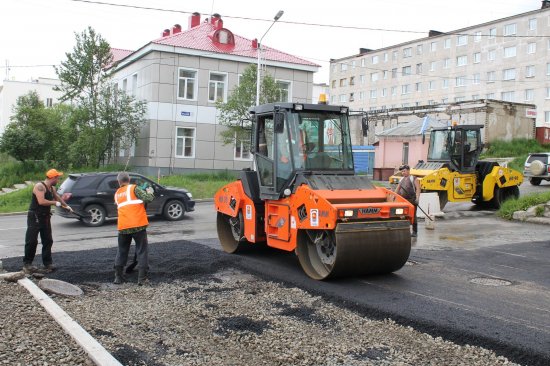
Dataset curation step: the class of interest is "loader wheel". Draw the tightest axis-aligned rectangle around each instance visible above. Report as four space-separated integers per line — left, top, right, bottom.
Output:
490 186 504 209
216 212 246 253
296 221 411 280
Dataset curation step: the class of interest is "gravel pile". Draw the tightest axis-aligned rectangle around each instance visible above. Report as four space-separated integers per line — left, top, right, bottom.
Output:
0 280 92 366
3 270 518 366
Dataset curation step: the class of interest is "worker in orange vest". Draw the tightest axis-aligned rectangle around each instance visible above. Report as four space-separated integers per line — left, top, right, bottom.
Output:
113 172 154 285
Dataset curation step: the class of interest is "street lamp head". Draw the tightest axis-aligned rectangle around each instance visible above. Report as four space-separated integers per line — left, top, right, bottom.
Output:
274 10 284 21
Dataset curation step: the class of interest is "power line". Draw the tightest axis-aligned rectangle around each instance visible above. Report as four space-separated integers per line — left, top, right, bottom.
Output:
67 0 550 38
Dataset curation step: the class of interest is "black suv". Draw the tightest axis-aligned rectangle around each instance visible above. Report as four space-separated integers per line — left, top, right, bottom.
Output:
55 172 195 227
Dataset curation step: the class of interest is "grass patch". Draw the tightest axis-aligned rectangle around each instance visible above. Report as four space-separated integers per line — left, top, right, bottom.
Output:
0 186 32 213
497 191 550 220
482 138 550 172
158 171 236 200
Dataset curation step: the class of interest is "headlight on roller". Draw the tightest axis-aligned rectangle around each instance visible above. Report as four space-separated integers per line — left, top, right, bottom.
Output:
395 208 404 215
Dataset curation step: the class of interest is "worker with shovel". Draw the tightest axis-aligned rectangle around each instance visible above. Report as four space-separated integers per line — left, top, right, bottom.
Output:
23 169 73 273
395 165 421 237
113 172 154 286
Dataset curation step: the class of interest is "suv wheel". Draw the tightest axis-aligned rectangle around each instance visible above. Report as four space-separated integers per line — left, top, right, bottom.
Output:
530 177 542 186
529 160 546 176
82 204 107 227
163 200 185 221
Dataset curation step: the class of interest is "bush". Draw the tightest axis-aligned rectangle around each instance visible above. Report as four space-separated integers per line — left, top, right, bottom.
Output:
497 191 550 220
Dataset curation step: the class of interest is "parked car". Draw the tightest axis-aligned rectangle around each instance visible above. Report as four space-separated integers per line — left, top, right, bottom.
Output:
523 152 550 185
55 172 195 226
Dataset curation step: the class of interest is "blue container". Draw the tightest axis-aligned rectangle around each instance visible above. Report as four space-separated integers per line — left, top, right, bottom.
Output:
352 145 375 175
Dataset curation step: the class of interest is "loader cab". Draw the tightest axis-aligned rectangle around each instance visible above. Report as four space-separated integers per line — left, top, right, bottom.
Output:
427 125 482 173
252 103 354 200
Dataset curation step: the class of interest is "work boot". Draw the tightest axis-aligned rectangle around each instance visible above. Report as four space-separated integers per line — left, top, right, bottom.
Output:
137 269 149 286
113 266 125 285
411 232 417 238
23 264 38 274
43 264 57 273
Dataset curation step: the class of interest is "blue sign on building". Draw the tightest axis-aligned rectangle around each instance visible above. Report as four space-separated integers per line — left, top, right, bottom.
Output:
181 111 191 117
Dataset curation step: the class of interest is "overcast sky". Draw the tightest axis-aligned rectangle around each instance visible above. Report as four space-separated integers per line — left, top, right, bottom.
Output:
0 0 543 84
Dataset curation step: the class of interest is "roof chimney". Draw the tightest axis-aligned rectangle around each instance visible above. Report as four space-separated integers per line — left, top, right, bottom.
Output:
188 12 201 29
172 24 182 35
210 13 221 25
359 48 372 54
429 30 444 37
162 29 170 37
542 0 550 9
252 38 258 49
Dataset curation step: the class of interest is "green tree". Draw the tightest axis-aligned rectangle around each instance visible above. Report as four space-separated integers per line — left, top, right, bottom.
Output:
55 27 147 168
0 91 59 162
216 64 282 145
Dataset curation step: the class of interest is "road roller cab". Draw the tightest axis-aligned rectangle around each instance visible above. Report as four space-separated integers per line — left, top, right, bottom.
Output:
215 102 415 280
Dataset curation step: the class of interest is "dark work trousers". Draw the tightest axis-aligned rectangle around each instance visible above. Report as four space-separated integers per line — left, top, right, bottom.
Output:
23 211 54 266
115 229 149 270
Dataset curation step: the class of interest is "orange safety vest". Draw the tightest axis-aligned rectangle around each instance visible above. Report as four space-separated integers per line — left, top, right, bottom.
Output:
114 184 148 230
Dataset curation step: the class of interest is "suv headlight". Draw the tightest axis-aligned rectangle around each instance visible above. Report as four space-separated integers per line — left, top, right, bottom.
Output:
186 192 193 199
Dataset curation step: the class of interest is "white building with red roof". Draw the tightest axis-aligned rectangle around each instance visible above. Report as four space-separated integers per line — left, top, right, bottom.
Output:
111 12 319 174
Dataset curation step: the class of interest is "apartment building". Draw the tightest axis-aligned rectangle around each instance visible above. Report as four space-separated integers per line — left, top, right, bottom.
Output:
111 13 319 175
329 1 550 127
0 77 63 134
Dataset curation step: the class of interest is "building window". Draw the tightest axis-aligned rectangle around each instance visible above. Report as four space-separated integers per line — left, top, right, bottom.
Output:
122 78 128 91
443 58 451 68
455 96 466 102
358 91 364 100
381 88 387 97
383 53 388 62
503 68 516 81
547 63 550 75
392 50 398 61
208 72 227 102
488 28 496 39
349 76 355 85
529 18 537 30
175 127 195 158
331 80 336 88
526 65 535 78
415 82 422 92
370 90 377 99
486 93 495 99
330 95 336 104
402 142 409 165
501 91 515 102
473 73 480 85
351 60 356 69
430 41 437 52
349 93 355 102
428 80 436 90
340 63 347 71
487 71 496 82
504 23 517 36
528 42 537 54
178 68 197 100
473 52 481 63
391 86 396 96
276 80 291 102
444 38 451 48
472 95 480 100
372 55 379 64
383 70 388 79
525 89 534 102
370 72 379 82
442 79 449 88
401 84 411 94
332 64 337 73
403 47 412 58
392 68 397 78
360 58 365 67
339 78 347 87
234 133 252 160
456 35 468 46
488 50 496 61
402 66 412 76
339 94 347 102
455 76 466 87
474 31 482 42
503 46 516 58
45 98 53 107
545 111 550 123
430 61 436 71
546 87 550 99
416 63 422 74
360 75 365 84
416 44 423 55
456 55 467 67
131 73 138 96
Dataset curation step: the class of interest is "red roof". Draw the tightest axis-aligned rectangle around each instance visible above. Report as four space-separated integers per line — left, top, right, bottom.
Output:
111 48 134 63
151 21 319 67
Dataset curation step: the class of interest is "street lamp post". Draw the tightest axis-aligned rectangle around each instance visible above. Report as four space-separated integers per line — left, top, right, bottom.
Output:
256 10 284 106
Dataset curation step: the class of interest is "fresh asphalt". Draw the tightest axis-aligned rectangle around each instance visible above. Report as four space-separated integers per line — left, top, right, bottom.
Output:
1 182 550 365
